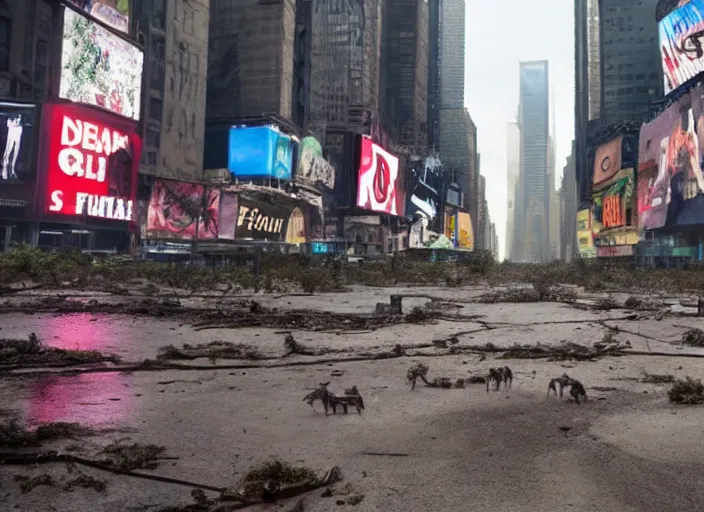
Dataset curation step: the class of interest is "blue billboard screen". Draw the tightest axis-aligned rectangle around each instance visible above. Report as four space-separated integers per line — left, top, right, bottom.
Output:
228 126 292 180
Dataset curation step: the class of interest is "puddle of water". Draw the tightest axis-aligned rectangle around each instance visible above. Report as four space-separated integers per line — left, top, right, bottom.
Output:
22 372 134 429
1 312 166 360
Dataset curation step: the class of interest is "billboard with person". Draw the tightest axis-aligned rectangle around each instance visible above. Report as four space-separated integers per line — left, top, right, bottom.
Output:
638 83 704 230
659 0 704 94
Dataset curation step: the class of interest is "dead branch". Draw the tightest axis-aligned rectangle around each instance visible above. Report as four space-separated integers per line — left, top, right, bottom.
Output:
0 451 226 493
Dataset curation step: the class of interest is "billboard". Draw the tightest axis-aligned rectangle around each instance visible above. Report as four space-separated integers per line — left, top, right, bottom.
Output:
296 136 335 189
457 211 474 250
659 0 704 94
64 1 130 35
60 8 143 121
0 103 36 183
356 136 403 216
576 209 596 259
407 155 442 221
43 102 141 224
638 83 704 230
228 126 293 180
236 195 296 241
145 180 222 240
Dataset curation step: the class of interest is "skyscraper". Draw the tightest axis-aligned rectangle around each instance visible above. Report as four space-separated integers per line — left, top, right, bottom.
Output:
598 0 661 125
506 120 520 259
517 60 549 263
380 0 429 151
438 0 465 109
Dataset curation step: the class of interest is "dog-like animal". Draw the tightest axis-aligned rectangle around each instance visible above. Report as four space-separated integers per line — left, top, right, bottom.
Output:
303 382 365 415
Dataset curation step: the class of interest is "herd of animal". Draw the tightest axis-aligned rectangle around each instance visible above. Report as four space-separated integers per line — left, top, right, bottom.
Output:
303 367 588 415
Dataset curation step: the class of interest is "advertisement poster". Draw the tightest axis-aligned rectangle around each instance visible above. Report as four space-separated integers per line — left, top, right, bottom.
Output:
284 207 306 244
42 102 141 224
228 126 293 180
593 136 623 187
296 136 335 189
407 155 442 222
65 1 130 35
457 211 474 250
444 207 458 247
236 195 294 241
576 209 596 259
146 180 220 240
659 0 704 94
638 83 704 230
218 192 238 240
0 103 36 183
60 8 143 121
356 136 403 216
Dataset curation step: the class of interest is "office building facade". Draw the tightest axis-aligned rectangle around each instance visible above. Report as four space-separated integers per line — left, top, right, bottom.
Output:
517 60 549 263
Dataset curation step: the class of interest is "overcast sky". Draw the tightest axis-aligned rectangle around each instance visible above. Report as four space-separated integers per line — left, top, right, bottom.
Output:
464 0 575 260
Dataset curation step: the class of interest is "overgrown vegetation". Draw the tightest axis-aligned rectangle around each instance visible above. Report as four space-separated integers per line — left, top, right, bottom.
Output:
681 328 704 348
0 420 95 448
668 377 704 405
0 333 119 367
4 246 704 297
99 442 166 471
14 474 54 493
156 341 265 362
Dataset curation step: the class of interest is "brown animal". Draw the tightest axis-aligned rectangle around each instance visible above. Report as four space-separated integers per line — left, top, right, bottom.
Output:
568 379 587 404
486 368 503 392
547 374 573 398
500 366 513 389
547 374 587 404
303 382 365 415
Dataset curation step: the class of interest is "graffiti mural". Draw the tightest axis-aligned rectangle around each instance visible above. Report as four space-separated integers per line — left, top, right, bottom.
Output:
146 179 220 240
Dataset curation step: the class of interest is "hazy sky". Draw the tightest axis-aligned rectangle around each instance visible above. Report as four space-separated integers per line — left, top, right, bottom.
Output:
464 0 575 260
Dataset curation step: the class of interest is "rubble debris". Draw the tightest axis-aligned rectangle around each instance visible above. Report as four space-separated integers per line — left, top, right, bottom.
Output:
668 377 704 404
283 333 326 357
303 382 364 415
641 373 675 384
405 306 439 324
406 363 454 390
63 475 107 492
156 342 267 362
0 420 95 448
595 296 618 310
99 442 166 471
478 287 540 303
681 328 704 348
454 378 466 388
467 375 486 384
0 333 119 368
232 460 331 502
14 473 54 493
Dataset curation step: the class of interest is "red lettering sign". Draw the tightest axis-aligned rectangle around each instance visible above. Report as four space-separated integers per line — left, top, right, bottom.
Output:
42 103 141 225
602 195 624 228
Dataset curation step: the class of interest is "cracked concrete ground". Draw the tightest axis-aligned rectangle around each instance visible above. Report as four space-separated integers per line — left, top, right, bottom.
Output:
2 284 704 511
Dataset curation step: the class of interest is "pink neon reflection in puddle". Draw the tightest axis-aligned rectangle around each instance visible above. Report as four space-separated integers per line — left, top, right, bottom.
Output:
23 372 134 429
39 312 127 356
20 313 135 428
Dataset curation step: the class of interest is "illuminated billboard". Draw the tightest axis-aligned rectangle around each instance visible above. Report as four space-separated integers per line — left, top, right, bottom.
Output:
356 136 403 216
42 102 141 224
576 209 596 259
638 83 704 230
659 0 704 94
146 180 222 240
0 103 36 183
64 1 130 35
60 8 143 121
296 136 335 189
457 212 474 250
591 135 637 250
407 155 442 221
228 126 293 180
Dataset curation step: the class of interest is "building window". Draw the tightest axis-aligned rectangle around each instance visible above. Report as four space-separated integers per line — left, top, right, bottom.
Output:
0 17 10 72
